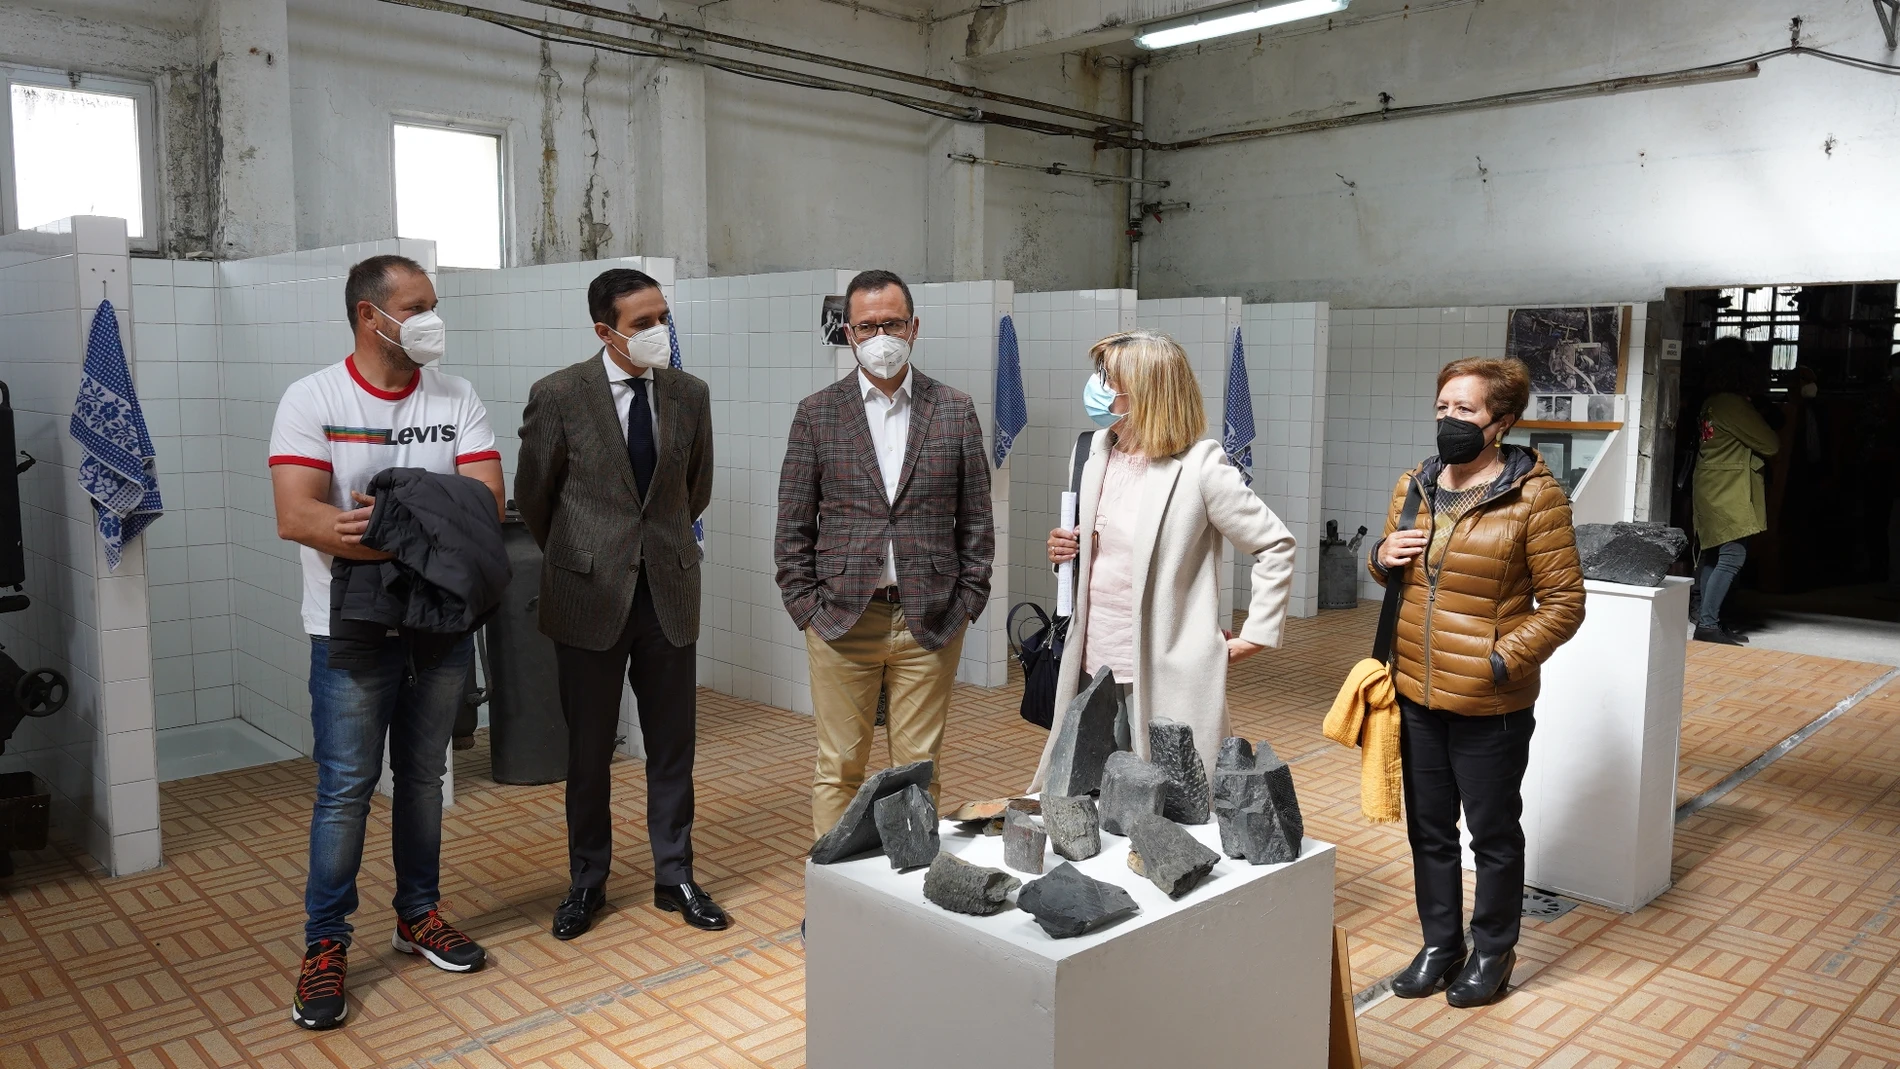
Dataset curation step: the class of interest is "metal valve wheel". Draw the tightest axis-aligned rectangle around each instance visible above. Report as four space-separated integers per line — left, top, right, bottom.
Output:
16 668 67 717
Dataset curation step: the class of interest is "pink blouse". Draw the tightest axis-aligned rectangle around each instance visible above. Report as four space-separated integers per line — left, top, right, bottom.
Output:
1083 447 1147 684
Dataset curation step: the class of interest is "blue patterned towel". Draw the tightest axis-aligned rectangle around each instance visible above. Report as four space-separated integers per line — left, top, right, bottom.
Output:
70 300 163 570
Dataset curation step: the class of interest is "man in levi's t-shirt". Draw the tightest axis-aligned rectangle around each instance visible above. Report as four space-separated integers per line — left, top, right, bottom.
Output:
268 255 504 1032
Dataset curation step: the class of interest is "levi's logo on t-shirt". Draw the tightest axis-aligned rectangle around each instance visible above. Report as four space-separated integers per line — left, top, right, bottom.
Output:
323 423 460 445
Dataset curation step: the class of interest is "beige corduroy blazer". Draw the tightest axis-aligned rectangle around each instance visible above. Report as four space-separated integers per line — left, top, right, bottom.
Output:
1028 433 1297 791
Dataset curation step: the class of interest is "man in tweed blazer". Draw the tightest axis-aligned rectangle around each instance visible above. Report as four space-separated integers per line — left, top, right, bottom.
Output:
515 268 728 939
776 270 995 837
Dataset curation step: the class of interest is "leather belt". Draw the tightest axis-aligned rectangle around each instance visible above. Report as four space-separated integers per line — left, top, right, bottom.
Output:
871 586 902 604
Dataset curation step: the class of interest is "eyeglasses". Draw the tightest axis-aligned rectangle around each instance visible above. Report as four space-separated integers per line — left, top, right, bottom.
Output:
849 318 913 338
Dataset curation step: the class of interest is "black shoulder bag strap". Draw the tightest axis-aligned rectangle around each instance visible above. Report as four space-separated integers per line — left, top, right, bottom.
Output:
1371 477 1425 666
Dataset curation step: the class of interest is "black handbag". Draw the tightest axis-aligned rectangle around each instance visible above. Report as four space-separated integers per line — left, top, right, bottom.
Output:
1013 431 1095 730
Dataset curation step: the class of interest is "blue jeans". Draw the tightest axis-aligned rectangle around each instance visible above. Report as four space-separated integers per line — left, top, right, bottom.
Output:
303 633 471 947
1695 541 1747 629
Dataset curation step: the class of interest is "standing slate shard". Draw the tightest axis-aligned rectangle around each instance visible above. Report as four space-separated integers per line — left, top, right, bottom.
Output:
1097 750 1167 836
1148 717 1211 825
1003 806 1047 874
810 761 934 864
922 852 1020 915
1574 522 1689 587
1044 666 1122 796
1211 737 1304 865
1126 814 1222 897
1017 862 1139 938
874 784 941 870
1042 794 1102 861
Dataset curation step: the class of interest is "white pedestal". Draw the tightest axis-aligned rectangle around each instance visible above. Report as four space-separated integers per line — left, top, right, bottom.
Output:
806 821 1337 1069
1463 577 1689 912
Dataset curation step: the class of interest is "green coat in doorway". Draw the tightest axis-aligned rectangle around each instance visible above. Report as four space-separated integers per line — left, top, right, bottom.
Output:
1693 391 1780 550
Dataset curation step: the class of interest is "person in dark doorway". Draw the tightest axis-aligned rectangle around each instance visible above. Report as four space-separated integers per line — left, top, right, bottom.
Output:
1692 338 1779 643
1371 357 1585 1009
1878 353 1900 601
514 268 728 939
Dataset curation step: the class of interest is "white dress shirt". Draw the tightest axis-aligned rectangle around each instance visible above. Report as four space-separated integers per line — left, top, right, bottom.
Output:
859 366 912 588
602 347 661 444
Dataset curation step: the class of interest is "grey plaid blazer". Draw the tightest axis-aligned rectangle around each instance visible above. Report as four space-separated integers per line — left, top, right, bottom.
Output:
774 369 995 651
515 355 712 651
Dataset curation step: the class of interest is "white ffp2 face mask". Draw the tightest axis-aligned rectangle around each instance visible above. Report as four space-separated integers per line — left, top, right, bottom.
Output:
854 334 912 379
611 324 672 369
374 305 447 365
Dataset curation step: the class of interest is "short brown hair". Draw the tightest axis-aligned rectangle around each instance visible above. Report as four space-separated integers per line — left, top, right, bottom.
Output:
1092 329 1206 458
1437 357 1531 420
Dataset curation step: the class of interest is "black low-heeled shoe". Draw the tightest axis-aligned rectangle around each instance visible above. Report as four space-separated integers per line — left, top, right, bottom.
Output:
1390 945 1468 999
655 881 731 931
552 887 607 941
1446 948 1515 1008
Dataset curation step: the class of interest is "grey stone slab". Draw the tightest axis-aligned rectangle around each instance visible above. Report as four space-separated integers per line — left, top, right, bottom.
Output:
922 851 1020 916
1015 862 1139 938
1041 794 1101 862
1574 522 1688 587
1044 666 1122 797
1211 737 1304 865
1097 750 1167 836
1003 806 1047 874
874 784 941 870
810 761 934 864
1148 717 1211 825
1126 814 1221 897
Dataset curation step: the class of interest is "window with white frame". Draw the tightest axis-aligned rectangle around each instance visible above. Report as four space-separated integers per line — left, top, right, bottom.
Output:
0 66 159 249
393 121 504 270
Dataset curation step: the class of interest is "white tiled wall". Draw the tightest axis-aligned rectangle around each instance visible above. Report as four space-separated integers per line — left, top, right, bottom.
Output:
1008 290 1138 612
1241 302 1330 620
0 217 159 875
1324 304 1645 600
130 257 235 732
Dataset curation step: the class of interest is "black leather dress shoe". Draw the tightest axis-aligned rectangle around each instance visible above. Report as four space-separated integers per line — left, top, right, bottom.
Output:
1390 945 1468 999
1446 948 1515 1008
655 881 730 931
551 887 606 941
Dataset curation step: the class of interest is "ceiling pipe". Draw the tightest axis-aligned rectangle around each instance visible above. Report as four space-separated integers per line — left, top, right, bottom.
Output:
946 153 1171 187
1127 63 1148 293
511 0 1139 132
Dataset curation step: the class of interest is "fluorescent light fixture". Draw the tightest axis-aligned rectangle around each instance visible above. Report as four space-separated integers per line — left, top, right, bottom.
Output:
1135 0 1349 49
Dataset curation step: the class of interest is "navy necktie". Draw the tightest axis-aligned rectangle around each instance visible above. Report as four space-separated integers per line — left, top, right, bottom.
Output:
626 377 656 501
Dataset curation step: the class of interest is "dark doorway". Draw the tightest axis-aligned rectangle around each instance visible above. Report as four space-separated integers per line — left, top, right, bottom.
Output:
1671 282 1900 625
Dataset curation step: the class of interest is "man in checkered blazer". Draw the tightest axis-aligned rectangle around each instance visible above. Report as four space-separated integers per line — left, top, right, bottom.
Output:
775 270 995 837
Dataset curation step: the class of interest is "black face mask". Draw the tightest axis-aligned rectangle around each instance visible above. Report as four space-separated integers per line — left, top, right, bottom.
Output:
1436 416 1495 465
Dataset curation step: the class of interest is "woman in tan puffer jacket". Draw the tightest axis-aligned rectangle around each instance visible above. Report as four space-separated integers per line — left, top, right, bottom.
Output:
1368 357 1585 1010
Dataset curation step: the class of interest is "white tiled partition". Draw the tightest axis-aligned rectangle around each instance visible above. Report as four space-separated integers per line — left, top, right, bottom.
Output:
1240 302 1330 620
1324 305 1646 599
0 218 160 875
1008 290 1137 612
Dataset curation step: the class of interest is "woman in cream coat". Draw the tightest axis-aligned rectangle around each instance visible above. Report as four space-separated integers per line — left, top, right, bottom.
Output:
1030 330 1297 791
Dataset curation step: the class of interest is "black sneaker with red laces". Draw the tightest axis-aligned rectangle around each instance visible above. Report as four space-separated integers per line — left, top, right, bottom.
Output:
392 908 486 972
290 938 348 1030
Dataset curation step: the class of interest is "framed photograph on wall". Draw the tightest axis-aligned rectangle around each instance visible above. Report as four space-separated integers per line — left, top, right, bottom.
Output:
821 294 850 347
1506 305 1630 395
1533 394 1574 422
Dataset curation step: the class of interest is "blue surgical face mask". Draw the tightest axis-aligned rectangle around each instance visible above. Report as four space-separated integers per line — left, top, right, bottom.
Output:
1083 373 1124 428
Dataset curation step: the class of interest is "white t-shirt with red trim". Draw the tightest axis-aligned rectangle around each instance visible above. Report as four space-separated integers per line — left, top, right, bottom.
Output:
269 355 500 636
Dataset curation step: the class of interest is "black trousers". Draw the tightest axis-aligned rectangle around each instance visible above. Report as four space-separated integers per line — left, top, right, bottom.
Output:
1398 694 1536 956
555 570 697 888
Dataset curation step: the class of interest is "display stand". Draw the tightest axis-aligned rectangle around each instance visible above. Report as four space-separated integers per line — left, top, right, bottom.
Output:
806 820 1336 1069
1464 577 1690 912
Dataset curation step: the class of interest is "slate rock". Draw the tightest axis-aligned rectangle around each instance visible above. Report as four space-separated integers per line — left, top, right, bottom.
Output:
874 784 941 870
922 852 1020 915
1042 794 1102 862
1126 814 1221 897
1003 806 1047 874
1016 862 1139 938
1574 522 1688 587
1097 751 1168 836
1148 718 1211 825
810 761 934 864
1211 738 1304 865
1044 666 1123 797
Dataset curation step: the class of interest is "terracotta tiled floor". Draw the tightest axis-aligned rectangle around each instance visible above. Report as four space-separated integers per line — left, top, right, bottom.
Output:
5 606 1900 1068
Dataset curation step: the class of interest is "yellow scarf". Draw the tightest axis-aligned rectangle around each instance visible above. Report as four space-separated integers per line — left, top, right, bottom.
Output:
1323 658 1403 823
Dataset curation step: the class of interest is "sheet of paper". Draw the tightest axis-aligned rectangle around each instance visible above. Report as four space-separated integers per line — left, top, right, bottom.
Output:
1056 491 1077 617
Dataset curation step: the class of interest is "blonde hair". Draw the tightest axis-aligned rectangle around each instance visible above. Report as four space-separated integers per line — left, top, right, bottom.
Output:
1091 329 1206 458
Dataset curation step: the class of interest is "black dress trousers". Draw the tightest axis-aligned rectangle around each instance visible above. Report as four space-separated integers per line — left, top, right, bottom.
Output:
1398 693 1536 956
556 565 697 888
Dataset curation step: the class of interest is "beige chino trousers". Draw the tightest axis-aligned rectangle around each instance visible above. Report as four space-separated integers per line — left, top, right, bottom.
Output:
807 599 965 837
